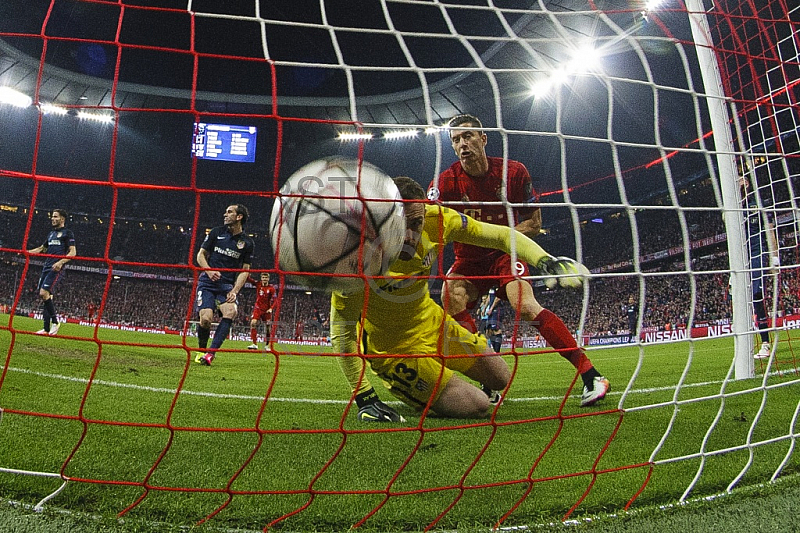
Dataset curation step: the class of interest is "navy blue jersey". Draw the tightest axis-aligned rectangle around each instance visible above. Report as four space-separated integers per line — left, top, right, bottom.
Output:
199 226 254 285
743 186 774 262
40 228 76 267
626 303 637 329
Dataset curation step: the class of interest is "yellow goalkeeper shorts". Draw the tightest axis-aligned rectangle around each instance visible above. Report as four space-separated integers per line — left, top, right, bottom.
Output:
367 318 488 409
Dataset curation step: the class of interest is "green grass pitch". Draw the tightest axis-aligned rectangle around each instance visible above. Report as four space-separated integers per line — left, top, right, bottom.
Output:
1 314 799 531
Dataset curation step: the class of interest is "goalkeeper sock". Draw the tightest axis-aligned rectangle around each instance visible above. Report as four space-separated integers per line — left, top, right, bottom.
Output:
452 309 477 333
210 318 232 350
250 327 258 344
534 309 593 375
197 325 210 350
354 387 381 408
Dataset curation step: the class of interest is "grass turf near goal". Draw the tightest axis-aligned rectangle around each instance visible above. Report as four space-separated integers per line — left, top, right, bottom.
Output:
1 315 799 531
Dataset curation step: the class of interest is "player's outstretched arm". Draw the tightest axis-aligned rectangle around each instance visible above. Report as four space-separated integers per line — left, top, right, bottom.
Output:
535 256 591 289
446 208 589 289
330 291 405 423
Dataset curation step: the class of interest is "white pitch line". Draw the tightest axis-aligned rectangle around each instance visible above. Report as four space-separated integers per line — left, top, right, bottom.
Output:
1 365 743 404
2 366 342 404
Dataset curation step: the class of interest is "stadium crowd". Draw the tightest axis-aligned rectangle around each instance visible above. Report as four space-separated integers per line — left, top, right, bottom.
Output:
2 173 798 340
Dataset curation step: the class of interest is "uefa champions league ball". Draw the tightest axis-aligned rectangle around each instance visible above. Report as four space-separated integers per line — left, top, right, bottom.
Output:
270 157 406 292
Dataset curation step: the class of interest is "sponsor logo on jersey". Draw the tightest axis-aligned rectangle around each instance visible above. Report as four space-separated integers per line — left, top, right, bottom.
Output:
214 246 242 259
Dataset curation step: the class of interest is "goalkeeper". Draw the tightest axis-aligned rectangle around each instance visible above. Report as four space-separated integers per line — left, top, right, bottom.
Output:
331 177 590 420
427 113 608 407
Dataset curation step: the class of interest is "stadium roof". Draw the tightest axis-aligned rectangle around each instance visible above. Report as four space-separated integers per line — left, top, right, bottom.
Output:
0 0 708 213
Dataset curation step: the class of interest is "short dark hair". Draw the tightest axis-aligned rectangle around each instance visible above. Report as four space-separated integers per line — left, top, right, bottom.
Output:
447 113 483 132
392 176 426 201
233 204 249 225
52 209 68 219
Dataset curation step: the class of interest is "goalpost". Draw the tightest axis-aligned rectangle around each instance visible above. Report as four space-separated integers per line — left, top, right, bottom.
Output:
0 0 799 530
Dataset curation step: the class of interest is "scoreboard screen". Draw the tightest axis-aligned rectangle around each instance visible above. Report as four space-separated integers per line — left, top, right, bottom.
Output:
192 123 257 163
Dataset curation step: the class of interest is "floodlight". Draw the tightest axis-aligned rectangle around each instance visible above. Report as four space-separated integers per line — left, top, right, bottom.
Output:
337 132 373 141
530 77 557 98
40 103 69 115
567 45 602 74
383 129 419 140
76 110 115 123
0 87 32 108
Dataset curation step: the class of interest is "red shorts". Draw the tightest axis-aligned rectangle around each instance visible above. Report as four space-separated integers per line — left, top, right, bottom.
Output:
446 250 529 305
251 307 272 322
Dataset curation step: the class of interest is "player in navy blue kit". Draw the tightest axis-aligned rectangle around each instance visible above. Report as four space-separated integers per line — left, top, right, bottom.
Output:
27 209 76 336
741 174 779 359
194 204 254 366
480 288 503 353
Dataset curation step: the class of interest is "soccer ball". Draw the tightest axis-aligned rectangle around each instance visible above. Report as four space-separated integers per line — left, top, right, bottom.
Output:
270 157 406 292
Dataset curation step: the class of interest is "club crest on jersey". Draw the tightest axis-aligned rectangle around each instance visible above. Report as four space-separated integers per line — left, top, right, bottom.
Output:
427 187 440 202
236 240 245 249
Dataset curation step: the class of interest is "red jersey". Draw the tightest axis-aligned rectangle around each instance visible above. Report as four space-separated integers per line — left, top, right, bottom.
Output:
253 282 276 311
429 157 537 261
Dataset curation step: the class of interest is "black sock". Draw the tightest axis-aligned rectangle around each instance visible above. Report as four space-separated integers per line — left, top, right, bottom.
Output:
354 387 379 408
198 325 210 350
210 318 232 350
491 334 502 353
480 384 494 397
581 367 601 390
44 298 57 323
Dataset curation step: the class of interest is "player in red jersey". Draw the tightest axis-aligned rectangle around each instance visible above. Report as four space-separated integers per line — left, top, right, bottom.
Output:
247 272 276 350
428 114 609 407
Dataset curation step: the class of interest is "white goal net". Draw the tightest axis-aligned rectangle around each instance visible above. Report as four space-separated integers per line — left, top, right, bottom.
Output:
0 0 798 530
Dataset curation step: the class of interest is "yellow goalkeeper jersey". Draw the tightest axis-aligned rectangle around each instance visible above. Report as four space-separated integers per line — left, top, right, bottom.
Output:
330 203 549 355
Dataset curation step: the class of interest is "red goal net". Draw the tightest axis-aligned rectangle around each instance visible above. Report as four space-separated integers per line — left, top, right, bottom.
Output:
0 1 798 530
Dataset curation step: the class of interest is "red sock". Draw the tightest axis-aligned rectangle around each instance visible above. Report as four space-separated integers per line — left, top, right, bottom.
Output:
250 328 258 344
452 309 477 333
534 309 592 374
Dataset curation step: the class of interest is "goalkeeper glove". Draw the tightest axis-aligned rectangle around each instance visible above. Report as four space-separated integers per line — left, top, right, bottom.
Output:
354 387 406 423
536 256 590 290
358 401 406 422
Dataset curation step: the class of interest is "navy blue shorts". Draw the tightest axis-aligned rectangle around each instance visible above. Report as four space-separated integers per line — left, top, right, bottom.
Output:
751 253 768 296
196 280 236 312
37 267 62 294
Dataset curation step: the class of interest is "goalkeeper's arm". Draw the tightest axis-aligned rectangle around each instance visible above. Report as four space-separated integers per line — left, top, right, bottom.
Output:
330 292 405 423
447 208 589 289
